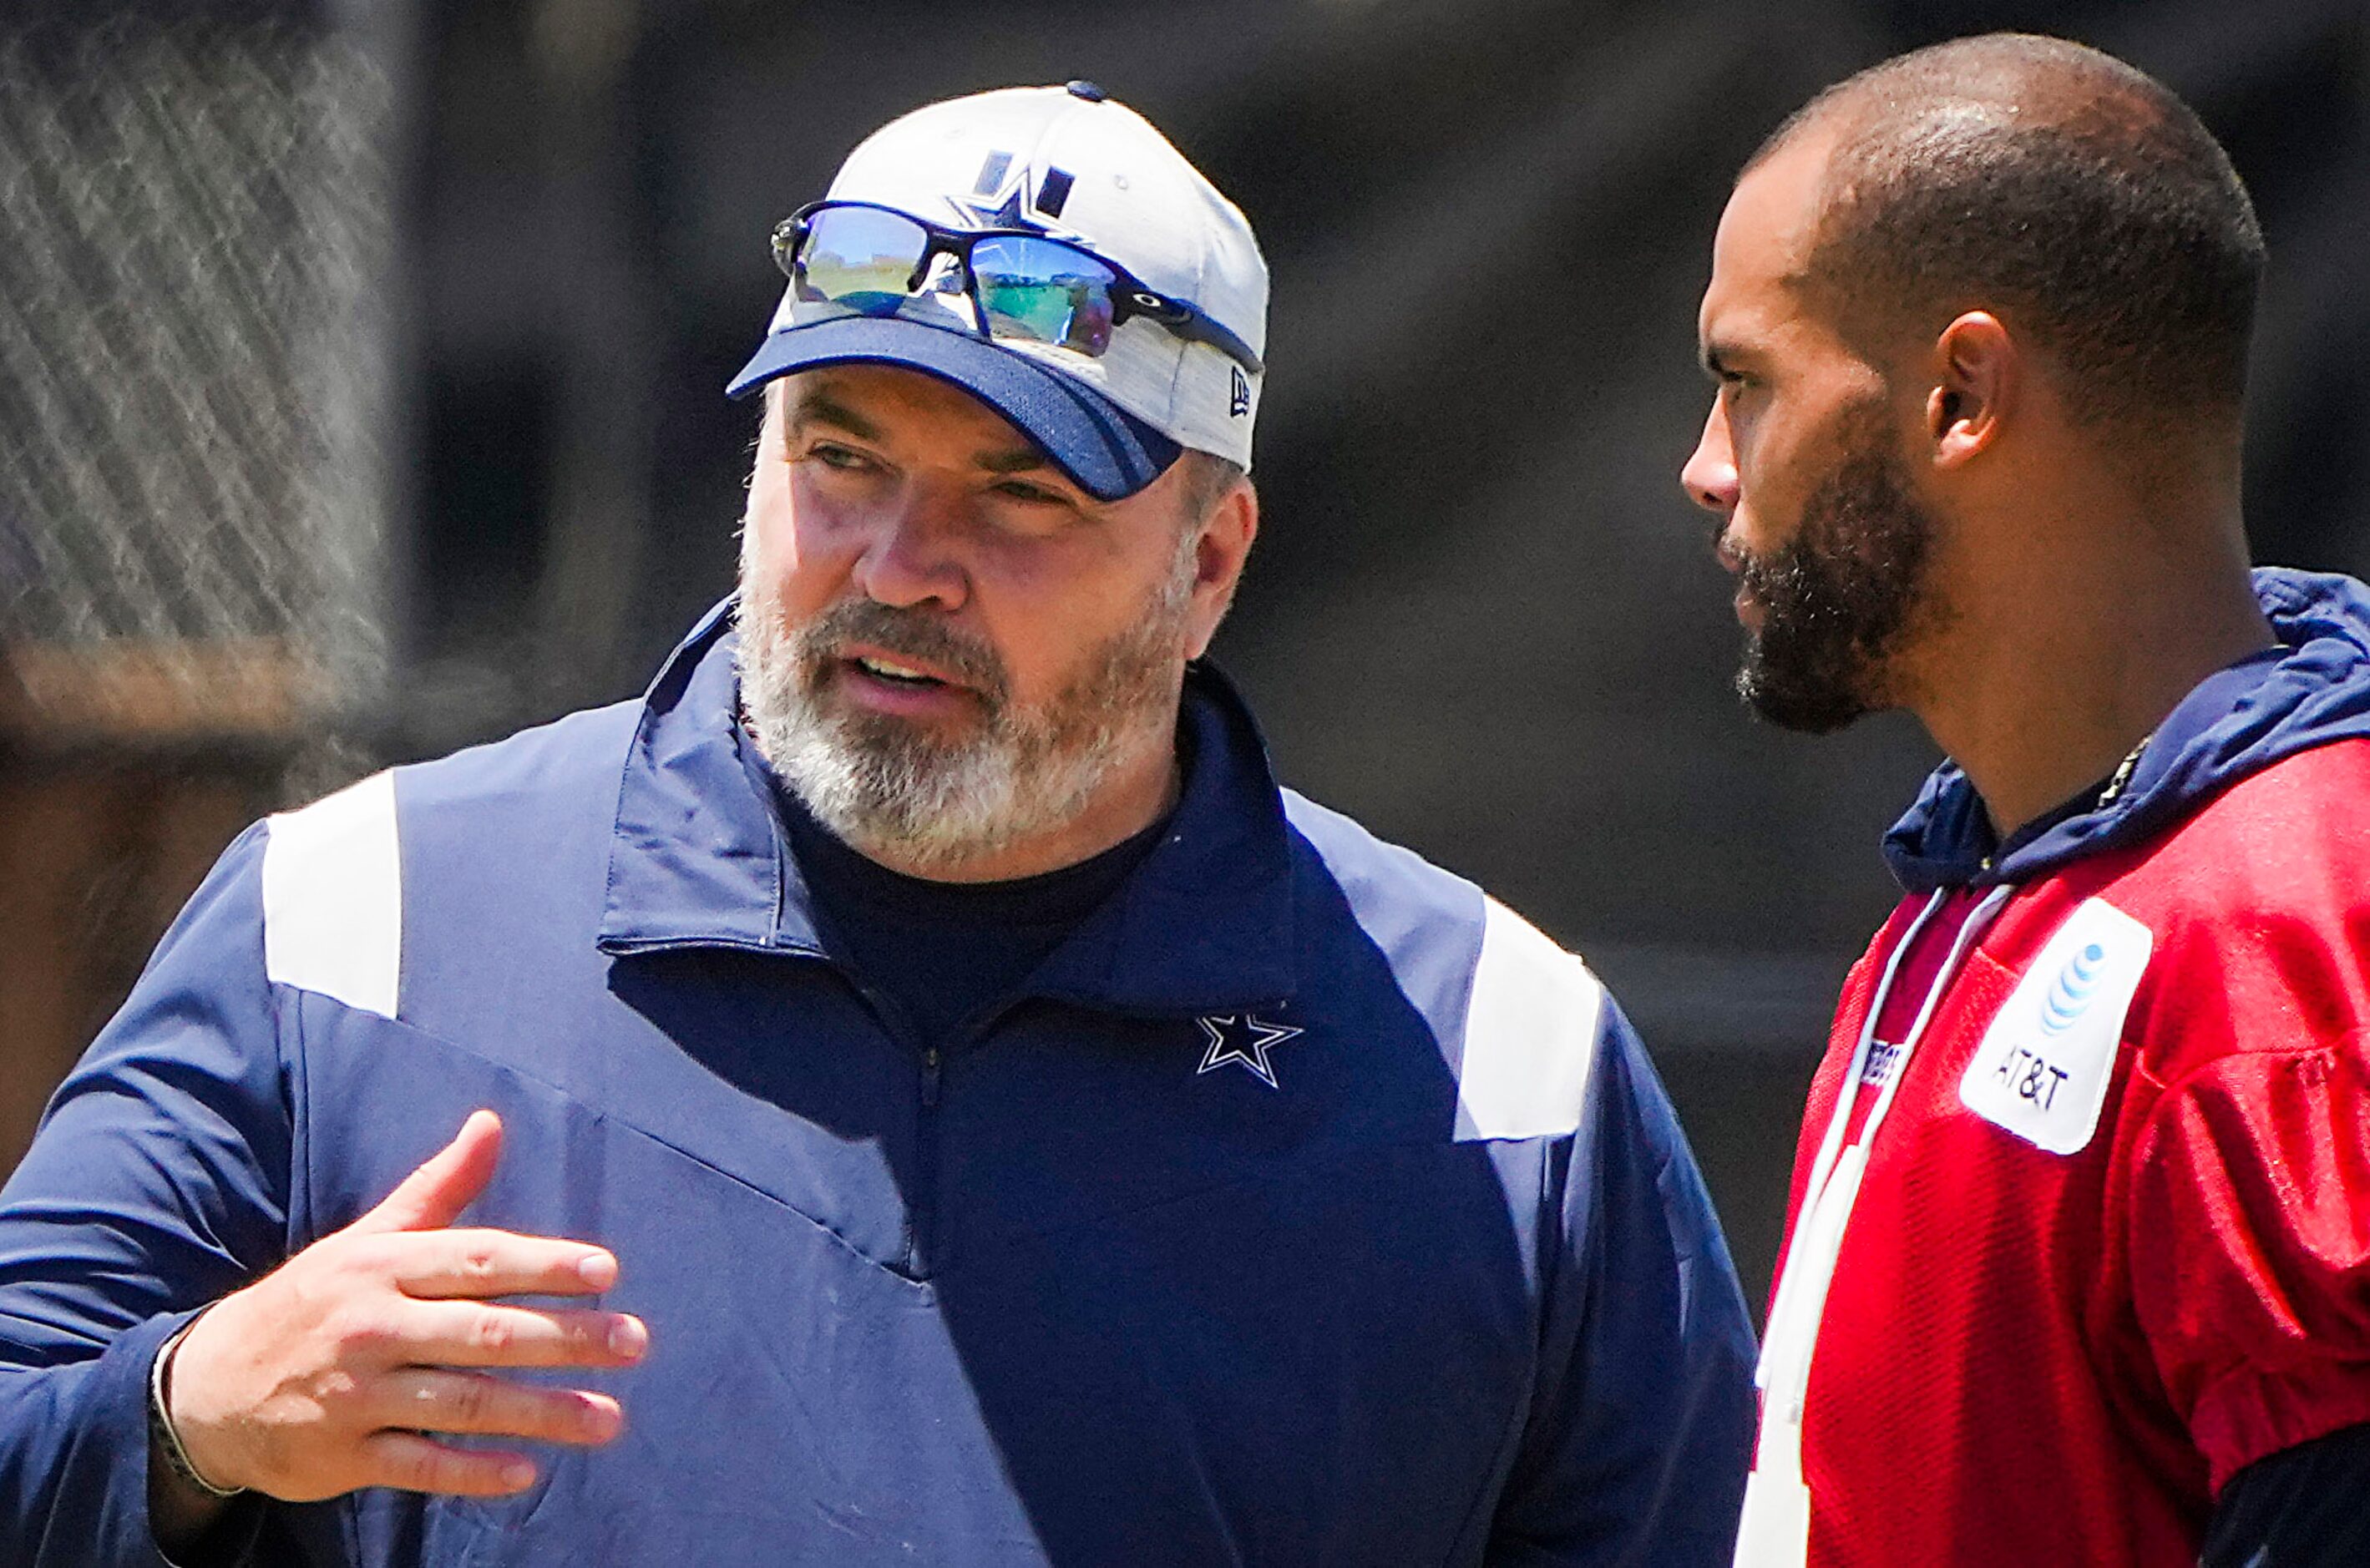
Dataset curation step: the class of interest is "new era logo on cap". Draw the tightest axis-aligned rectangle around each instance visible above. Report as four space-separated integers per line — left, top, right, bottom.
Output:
729 83 1268 498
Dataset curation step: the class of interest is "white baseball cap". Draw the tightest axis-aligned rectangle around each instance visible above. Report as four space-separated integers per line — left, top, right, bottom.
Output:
728 81 1268 500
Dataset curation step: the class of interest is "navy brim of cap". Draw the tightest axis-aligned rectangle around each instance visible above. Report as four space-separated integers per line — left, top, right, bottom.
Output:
726 316 1181 503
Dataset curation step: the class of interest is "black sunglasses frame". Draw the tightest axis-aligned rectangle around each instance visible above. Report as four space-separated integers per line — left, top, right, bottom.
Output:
771 200 1263 377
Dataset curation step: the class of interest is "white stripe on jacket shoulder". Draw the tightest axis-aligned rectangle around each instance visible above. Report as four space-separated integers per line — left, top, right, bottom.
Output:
262 769 401 1019
1454 897 1606 1141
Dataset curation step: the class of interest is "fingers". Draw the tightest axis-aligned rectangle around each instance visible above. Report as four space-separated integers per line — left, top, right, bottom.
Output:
353 1110 504 1236
358 1429 540 1497
400 1301 651 1370
387 1229 619 1300
371 1368 623 1448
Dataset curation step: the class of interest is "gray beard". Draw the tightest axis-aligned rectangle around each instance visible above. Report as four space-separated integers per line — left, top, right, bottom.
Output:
736 532 1195 875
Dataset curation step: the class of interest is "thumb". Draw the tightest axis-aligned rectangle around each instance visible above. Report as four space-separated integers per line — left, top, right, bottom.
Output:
349 1110 503 1235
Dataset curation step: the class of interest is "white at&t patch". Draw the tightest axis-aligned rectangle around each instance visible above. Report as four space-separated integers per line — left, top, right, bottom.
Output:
1958 898 2153 1156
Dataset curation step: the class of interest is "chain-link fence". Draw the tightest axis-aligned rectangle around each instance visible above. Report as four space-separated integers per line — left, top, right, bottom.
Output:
0 14 394 746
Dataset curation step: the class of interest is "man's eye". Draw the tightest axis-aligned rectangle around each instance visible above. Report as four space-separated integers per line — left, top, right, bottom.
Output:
807 443 872 470
992 479 1066 506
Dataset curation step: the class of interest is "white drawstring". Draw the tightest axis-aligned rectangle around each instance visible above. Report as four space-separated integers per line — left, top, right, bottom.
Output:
1734 882 2014 1568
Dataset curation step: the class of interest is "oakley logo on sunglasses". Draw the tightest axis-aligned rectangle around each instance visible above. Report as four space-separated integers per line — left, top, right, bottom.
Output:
772 200 1263 377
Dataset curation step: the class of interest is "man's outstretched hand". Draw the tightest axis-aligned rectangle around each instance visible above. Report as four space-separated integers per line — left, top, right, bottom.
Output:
154 1110 645 1540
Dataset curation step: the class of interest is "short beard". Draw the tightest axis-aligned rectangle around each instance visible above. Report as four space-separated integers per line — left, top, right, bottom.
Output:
1733 404 1942 733
736 532 1197 876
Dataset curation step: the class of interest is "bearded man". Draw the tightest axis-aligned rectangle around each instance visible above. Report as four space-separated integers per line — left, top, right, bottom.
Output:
1683 33 2370 1568
0 83 1753 1566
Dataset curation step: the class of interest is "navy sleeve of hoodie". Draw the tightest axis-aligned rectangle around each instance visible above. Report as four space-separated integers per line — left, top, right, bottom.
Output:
1488 1002 1759 1565
0 824 291 1566
2200 1422 2370 1567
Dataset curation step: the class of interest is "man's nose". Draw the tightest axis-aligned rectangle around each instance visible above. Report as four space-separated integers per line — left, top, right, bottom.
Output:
852 487 970 612
1681 400 1739 515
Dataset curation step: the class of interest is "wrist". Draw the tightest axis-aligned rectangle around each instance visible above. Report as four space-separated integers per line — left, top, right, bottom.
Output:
149 1319 246 1500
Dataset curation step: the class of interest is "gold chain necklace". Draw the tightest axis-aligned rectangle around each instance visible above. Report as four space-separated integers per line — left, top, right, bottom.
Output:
2096 732 2153 807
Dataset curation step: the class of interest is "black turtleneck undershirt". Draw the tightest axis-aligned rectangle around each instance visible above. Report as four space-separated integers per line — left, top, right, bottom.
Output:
774 783 1167 1050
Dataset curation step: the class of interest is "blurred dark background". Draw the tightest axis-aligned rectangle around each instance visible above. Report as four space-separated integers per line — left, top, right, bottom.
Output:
4 0 2366 1318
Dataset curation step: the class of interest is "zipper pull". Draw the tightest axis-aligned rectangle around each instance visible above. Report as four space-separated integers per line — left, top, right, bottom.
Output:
920 1047 942 1108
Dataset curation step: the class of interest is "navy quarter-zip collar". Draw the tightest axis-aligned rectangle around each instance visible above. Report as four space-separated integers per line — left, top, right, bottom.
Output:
600 599 814 955
598 599 1299 1014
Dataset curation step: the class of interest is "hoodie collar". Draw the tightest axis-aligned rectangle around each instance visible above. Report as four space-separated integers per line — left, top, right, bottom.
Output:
599 600 1298 1014
1884 568 2370 893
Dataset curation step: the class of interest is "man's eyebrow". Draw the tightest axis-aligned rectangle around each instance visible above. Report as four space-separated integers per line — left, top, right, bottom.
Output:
785 392 882 442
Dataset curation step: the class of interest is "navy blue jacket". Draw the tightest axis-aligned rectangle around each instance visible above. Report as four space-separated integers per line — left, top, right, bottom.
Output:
0 605 1755 1565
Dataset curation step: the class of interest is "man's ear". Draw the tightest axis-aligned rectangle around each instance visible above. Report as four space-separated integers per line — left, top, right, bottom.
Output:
1185 479 1258 660
1926 311 2018 471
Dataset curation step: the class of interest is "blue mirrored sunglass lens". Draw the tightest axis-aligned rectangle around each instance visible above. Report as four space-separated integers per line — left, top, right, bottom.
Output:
797 208 931 316
970 236 1117 357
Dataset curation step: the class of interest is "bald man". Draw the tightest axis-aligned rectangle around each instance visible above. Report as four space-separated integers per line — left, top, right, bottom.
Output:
1681 33 2370 1568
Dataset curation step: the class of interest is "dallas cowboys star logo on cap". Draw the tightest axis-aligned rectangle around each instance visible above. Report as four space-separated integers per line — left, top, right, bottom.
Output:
1195 1014 1304 1090
949 149 1079 234
951 181 1039 231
